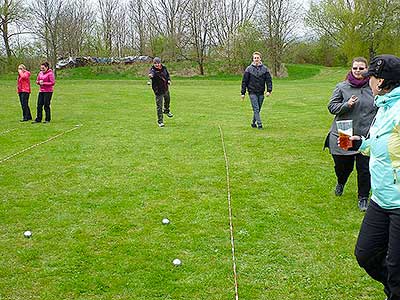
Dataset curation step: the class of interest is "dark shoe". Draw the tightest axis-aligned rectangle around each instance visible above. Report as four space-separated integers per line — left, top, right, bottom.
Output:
31 120 41 124
335 183 344 196
158 122 165 127
358 197 368 212
251 123 257 128
164 112 173 118
257 125 263 130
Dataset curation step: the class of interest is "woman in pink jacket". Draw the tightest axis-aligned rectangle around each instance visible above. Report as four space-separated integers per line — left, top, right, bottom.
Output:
33 62 55 123
17 64 32 121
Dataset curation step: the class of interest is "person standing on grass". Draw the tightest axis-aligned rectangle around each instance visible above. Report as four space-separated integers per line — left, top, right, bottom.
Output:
342 54 400 300
324 57 377 211
241 51 273 129
148 57 173 128
32 62 55 124
17 64 32 122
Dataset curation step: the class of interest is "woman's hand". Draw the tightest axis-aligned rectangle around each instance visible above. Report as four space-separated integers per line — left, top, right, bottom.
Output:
348 95 358 108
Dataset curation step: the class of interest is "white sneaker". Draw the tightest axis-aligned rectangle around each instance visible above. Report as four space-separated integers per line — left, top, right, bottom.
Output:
158 122 165 127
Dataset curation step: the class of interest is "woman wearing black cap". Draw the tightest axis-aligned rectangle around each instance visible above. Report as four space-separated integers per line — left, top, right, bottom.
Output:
343 54 400 300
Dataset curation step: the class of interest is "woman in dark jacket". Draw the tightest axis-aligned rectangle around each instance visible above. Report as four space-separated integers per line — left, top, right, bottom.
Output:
325 57 377 211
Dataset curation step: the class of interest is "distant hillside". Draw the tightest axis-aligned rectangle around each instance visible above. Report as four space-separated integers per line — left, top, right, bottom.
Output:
0 62 342 81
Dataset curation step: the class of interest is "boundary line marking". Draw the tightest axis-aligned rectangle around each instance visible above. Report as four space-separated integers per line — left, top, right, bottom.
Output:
0 128 17 136
0 124 82 164
218 125 239 300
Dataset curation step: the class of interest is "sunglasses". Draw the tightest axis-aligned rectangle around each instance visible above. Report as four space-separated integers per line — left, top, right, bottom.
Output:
352 67 365 70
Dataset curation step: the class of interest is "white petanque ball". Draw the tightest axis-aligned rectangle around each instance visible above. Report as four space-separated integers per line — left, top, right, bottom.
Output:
162 218 170 225
172 258 182 266
24 231 32 238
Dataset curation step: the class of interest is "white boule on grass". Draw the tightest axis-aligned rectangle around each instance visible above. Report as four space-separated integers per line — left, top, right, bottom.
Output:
172 258 182 266
162 218 170 225
24 230 32 238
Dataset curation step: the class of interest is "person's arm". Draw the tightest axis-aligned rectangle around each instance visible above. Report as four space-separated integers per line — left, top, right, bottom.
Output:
42 72 55 86
327 84 351 115
18 70 29 79
265 69 272 96
148 68 155 78
165 67 171 84
241 71 249 99
339 135 370 155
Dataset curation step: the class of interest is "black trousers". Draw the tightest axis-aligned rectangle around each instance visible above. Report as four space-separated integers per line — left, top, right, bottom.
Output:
35 92 53 122
19 92 32 121
155 90 170 123
332 154 371 198
355 200 400 300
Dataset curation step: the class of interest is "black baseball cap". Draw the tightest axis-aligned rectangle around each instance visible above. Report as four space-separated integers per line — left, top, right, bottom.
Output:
363 54 400 81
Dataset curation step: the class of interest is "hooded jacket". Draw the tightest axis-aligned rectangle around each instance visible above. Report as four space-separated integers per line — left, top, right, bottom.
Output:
325 80 377 155
36 69 55 92
149 65 170 96
241 63 272 95
17 70 31 93
359 86 400 209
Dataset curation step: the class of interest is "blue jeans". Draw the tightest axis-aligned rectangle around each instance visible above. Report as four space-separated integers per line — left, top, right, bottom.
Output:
249 94 264 126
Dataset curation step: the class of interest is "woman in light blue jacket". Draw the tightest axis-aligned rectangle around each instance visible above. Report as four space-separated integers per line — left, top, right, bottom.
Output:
349 55 400 300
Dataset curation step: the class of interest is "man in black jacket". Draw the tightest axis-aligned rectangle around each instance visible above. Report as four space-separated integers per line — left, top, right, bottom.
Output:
241 52 273 129
149 57 173 127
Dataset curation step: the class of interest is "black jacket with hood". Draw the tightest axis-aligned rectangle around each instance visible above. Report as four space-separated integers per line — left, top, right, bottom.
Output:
241 64 273 95
149 65 170 95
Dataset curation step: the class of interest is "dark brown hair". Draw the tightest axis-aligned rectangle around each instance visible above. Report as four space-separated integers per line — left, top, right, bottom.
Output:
41 62 50 69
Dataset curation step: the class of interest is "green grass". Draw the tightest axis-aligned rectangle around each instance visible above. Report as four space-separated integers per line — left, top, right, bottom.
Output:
0 67 382 300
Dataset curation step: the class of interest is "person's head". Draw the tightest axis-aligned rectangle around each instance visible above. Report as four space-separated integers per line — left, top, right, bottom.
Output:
40 62 50 72
351 57 368 80
363 54 400 96
18 64 26 72
153 57 162 69
252 52 262 65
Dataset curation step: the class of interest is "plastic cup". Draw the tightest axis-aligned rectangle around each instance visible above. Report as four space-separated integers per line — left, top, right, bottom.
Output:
336 120 353 150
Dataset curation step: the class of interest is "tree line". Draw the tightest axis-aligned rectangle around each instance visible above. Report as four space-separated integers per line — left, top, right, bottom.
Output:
1 0 400 76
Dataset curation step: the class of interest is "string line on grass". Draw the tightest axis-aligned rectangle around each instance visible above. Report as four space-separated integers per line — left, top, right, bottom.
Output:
0 128 17 136
0 124 82 164
218 125 239 300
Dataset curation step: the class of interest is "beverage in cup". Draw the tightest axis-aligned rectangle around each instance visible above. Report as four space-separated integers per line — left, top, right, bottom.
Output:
336 120 353 150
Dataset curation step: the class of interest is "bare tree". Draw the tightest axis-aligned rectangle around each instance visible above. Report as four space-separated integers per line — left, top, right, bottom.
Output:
146 0 190 59
0 0 28 58
113 4 129 57
98 0 119 56
259 0 301 76
30 0 65 72
211 0 257 59
58 0 95 57
128 0 147 54
185 0 215 74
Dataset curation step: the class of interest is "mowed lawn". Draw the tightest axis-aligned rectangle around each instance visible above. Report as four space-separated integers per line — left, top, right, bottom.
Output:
0 70 382 300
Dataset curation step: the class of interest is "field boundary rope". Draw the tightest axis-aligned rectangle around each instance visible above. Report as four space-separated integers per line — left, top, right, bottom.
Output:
0 128 18 136
218 125 239 300
0 124 82 164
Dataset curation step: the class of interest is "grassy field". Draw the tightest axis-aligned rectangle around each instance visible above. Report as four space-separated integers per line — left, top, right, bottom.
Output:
0 66 383 300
